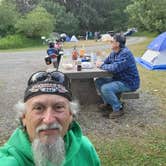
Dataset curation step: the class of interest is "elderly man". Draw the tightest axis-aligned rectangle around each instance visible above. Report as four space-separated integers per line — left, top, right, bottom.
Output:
95 33 140 119
0 71 100 166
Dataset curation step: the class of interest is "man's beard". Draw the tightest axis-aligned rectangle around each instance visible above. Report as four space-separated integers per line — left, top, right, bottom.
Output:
32 124 65 166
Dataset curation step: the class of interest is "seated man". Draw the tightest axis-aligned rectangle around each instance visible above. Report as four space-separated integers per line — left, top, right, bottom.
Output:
95 33 140 119
0 71 100 166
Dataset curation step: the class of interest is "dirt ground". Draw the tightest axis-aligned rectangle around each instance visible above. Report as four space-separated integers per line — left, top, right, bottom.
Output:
0 37 165 145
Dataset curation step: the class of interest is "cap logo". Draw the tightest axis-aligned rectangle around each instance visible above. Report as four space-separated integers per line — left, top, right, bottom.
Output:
29 83 68 93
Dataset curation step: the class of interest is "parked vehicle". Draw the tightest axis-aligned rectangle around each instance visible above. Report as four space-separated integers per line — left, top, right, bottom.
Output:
124 28 137 36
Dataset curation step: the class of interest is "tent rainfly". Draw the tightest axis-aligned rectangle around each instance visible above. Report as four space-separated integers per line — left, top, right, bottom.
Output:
70 35 78 42
136 32 166 70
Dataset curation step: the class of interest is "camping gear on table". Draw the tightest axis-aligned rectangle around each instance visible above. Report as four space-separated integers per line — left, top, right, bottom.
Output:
81 62 93 69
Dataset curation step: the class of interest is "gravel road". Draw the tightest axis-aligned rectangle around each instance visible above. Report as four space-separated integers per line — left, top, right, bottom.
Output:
0 37 165 145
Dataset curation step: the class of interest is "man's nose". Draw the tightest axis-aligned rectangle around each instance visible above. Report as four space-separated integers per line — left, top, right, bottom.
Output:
42 109 56 125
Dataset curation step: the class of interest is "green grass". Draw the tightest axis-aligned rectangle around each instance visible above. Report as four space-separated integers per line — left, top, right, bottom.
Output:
89 127 166 166
0 34 43 50
63 40 106 48
0 36 106 52
129 38 153 56
133 31 159 38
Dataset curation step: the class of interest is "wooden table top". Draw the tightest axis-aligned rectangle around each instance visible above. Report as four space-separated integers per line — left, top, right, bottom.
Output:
59 56 111 79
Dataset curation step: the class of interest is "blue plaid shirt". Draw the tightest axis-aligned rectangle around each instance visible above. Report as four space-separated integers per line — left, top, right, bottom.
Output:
100 47 140 90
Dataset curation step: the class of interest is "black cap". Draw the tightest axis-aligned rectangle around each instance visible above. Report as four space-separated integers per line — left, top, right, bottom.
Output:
24 71 72 102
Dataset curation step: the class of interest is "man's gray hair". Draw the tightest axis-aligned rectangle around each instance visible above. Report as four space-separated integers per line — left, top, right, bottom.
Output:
13 100 80 126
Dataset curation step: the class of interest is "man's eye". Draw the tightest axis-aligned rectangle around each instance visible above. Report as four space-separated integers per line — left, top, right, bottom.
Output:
55 105 65 110
33 105 44 112
56 105 64 109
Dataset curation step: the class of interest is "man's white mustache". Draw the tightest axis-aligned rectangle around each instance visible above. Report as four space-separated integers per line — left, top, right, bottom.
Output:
36 123 62 133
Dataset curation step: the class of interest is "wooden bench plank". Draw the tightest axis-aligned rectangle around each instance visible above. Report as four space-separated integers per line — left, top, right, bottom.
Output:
120 91 139 100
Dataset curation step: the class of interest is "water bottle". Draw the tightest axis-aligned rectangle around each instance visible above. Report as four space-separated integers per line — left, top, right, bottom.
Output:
77 58 82 71
91 52 97 64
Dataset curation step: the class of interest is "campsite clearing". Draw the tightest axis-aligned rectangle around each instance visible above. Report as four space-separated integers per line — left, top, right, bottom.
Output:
0 36 166 165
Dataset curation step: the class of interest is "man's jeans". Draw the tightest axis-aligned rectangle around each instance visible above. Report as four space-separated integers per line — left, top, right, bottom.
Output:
95 77 131 112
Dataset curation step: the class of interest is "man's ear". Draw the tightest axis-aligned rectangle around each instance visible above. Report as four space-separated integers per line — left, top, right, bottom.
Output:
21 113 26 127
69 111 73 124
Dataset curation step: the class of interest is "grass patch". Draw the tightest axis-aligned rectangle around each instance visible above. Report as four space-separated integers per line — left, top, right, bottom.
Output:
128 37 153 57
0 34 43 50
0 35 107 52
63 40 106 48
88 128 166 166
133 31 159 38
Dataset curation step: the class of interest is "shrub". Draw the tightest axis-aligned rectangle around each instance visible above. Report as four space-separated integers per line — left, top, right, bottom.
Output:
15 6 54 38
0 34 41 49
0 1 19 37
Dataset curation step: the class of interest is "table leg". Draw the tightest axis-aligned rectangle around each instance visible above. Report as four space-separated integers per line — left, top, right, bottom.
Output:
70 78 102 105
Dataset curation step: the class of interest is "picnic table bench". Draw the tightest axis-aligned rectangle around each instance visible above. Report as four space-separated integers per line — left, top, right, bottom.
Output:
120 91 139 100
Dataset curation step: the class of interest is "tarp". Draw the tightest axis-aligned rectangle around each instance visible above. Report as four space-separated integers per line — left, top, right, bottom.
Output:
136 32 166 70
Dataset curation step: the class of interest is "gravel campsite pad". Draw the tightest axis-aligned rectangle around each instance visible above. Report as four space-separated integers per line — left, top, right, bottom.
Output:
0 37 165 145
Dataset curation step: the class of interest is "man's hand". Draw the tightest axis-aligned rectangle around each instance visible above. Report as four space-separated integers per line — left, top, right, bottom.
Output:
95 61 103 68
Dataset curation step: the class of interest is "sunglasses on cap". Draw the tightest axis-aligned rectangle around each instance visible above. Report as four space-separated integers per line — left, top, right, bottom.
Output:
24 71 72 101
27 71 70 89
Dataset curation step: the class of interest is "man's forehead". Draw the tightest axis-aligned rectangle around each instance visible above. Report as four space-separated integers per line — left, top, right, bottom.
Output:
26 94 69 105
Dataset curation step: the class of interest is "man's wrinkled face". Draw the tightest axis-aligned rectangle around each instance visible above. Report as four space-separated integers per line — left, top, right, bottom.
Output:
22 94 73 144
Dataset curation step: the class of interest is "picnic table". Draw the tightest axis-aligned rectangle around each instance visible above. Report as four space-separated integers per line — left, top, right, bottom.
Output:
58 55 139 105
59 56 111 105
